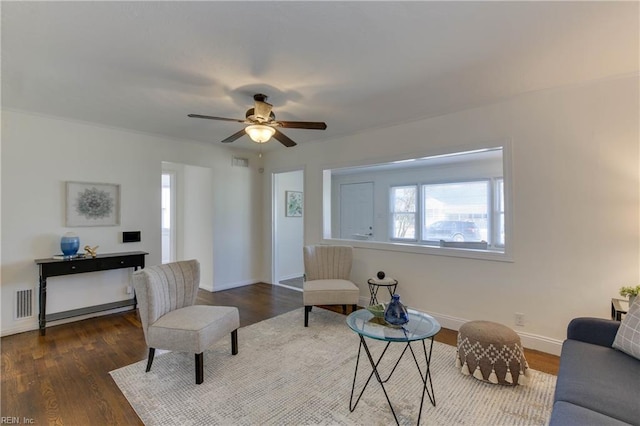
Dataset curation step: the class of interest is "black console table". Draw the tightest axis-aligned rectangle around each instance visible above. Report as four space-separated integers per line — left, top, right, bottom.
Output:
34 251 148 335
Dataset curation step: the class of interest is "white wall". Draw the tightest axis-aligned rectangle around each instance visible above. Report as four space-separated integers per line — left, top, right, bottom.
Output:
182 164 215 291
1 110 263 335
274 170 304 281
262 76 640 355
3 76 637 352
211 154 263 291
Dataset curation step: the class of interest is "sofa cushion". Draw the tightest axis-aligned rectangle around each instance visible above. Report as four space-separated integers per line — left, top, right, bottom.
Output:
549 401 632 426
612 297 640 360
554 339 640 424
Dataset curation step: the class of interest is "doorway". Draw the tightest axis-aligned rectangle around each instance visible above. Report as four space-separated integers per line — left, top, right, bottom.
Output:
272 169 304 291
161 162 215 291
161 172 176 264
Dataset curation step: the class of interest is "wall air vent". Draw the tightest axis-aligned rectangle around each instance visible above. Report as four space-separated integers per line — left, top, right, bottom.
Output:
232 157 249 168
15 288 34 319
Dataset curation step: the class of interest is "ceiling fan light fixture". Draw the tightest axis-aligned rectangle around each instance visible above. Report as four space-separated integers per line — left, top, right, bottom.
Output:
245 124 275 143
189 93 325 148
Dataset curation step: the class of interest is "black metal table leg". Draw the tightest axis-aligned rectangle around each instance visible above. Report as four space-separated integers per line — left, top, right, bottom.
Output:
368 284 380 305
350 336 400 424
409 338 436 425
349 334 436 425
39 275 46 336
367 280 399 306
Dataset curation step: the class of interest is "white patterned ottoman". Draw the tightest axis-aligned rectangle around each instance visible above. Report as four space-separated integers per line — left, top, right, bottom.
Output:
456 320 530 386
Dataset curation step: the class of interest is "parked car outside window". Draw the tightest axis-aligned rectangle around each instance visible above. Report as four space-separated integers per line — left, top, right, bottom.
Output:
424 220 481 242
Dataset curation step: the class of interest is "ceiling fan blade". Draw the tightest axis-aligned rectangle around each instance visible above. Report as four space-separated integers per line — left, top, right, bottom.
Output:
188 114 246 123
277 121 327 130
221 129 247 143
272 129 297 147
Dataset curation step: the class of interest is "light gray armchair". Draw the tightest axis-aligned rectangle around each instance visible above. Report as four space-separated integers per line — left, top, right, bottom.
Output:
303 245 359 327
132 260 239 384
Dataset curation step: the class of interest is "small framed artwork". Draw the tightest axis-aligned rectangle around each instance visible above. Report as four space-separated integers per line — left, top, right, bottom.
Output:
66 181 120 227
285 191 303 217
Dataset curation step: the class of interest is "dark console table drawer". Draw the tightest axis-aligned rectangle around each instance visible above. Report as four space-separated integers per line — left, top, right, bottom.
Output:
41 259 102 276
34 251 148 335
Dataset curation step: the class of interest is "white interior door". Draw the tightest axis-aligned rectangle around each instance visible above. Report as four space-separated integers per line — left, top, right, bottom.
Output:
340 182 374 240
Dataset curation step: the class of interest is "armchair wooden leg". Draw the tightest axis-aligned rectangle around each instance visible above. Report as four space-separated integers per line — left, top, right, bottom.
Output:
342 304 347 314
231 329 238 355
145 347 156 372
195 352 204 385
352 304 357 313
304 305 312 327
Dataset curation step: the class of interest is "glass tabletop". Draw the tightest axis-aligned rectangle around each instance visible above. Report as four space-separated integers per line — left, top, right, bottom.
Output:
346 308 441 342
367 278 398 287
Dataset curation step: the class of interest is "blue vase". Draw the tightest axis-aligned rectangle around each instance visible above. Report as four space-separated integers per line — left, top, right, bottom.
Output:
60 233 80 256
384 294 409 326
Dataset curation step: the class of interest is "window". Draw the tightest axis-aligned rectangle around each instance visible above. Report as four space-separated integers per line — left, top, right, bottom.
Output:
495 178 505 246
422 181 489 243
324 145 510 260
390 185 417 240
389 179 504 247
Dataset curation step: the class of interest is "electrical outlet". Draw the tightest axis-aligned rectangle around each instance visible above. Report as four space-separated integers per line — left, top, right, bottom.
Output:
126 286 133 295
515 312 525 327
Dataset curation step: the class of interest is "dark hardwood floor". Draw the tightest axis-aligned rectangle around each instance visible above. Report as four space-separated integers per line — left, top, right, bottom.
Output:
1 283 559 425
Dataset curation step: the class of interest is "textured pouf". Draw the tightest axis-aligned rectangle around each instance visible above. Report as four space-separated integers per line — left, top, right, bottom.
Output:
456 320 529 386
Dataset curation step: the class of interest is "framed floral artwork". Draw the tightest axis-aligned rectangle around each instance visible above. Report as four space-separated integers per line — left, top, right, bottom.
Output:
285 191 303 217
66 181 120 226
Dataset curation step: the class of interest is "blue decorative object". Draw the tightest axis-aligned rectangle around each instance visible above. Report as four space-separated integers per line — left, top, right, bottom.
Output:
384 294 409 326
60 232 80 256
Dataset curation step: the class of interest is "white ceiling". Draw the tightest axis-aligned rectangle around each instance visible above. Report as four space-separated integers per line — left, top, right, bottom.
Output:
2 1 638 152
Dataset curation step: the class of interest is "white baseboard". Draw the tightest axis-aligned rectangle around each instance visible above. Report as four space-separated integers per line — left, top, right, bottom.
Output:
3 281 255 335
516 332 563 357
199 282 215 292
5 291 564 356
426 311 563 356
278 273 304 282
357 296 563 356
1 306 135 337
213 279 259 292
2 322 38 336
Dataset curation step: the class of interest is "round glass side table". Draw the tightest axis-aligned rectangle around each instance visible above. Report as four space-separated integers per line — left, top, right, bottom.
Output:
367 278 398 305
346 308 441 425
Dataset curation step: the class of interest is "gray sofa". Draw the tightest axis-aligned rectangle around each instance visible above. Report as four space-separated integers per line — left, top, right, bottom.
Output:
549 317 640 425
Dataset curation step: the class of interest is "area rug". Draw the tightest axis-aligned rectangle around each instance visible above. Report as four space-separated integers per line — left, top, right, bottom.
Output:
110 308 556 425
